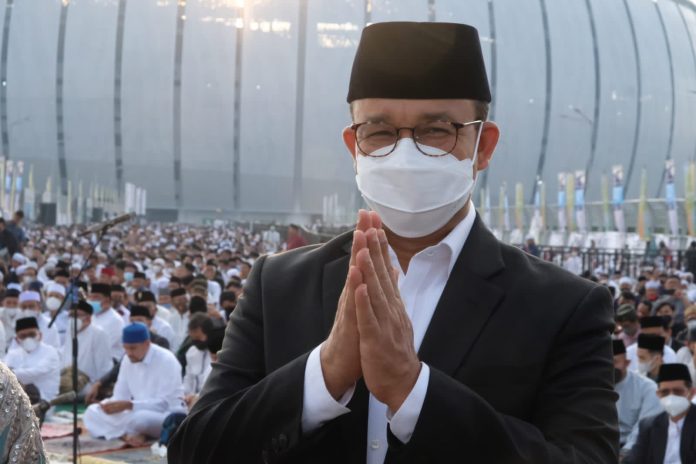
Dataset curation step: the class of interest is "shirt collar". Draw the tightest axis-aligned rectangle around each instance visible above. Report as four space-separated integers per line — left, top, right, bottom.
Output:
387 201 476 275
141 344 155 365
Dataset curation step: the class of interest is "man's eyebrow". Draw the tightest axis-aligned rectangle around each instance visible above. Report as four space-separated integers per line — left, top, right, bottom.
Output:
359 112 457 124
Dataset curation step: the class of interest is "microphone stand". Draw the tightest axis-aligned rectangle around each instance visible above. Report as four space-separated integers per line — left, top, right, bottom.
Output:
48 226 108 463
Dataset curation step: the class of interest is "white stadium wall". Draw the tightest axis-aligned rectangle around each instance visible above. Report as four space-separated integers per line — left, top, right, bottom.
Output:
1 0 695 222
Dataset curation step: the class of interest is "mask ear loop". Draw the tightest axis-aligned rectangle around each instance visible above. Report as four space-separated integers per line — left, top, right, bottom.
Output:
470 121 485 181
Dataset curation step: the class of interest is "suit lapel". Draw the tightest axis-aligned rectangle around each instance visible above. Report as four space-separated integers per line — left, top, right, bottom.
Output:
418 215 505 376
321 233 352 335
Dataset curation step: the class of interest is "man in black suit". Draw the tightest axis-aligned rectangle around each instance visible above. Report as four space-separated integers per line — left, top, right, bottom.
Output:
624 363 696 463
168 22 618 463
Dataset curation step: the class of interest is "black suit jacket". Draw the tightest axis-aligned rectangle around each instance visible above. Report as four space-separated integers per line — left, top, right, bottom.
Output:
168 215 619 463
624 406 696 464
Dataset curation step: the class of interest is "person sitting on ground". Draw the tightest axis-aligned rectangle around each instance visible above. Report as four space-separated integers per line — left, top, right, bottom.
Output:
83 323 185 447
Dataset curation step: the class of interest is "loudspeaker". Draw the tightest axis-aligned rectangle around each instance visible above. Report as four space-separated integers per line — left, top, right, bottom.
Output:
38 203 57 226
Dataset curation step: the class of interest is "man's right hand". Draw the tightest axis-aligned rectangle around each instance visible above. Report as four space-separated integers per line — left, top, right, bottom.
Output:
320 210 381 401
85 381 101 404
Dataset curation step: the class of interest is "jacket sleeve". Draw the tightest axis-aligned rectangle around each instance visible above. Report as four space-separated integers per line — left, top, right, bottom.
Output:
168 255 323 463
386 285 620 463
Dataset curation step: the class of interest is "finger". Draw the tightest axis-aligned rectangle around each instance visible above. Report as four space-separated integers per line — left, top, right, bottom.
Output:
343 266 361 324
355 283 380 336
378 229 399 290
357 209 371 232
357 248 390 323
349 229 367 267
366 228 396 303
368 210 382 230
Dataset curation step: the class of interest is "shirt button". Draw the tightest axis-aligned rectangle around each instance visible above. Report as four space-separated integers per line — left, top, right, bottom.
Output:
370 440 380 450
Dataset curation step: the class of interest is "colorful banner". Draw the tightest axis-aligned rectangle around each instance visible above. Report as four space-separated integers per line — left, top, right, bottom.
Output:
685 162 695 236
601 173 611 231
515 182 524 230
637 167 647 240
612 165 626 233
574 170 586 233
665 159 678 236
557 173 567 232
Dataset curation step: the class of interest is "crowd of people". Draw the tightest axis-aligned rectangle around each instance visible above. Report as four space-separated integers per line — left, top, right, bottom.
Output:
2 205 696 461
0 211 310 453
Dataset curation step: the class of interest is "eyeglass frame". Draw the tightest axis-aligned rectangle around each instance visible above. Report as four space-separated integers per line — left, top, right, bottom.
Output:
350 119 484 158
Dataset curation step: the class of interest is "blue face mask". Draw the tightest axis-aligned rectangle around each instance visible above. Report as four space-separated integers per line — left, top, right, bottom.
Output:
162 303 172 310
89 300 102 315
124 272 134 282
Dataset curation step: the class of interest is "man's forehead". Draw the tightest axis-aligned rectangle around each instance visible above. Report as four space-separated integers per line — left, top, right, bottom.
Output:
352 98 476 123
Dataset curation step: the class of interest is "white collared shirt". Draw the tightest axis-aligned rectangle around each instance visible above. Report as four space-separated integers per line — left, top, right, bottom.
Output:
61 323 113 387
6 341 60 401
664 416 684 464
111 343 186 413
93 307 125 360
302 203 476 464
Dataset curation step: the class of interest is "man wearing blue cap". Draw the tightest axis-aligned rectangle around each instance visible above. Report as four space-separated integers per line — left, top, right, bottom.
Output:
83 322 185 446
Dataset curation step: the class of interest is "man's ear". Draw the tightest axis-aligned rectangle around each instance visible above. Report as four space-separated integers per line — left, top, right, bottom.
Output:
342 126 357 162
476 121 500 172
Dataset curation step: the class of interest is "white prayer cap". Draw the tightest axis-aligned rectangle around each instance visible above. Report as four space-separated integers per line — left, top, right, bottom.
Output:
15 265 27 276
226 268 241 278
7 283 22 292
18 291 41 304
645 280 661 290
25 262 38 270
45 281 66 297
11 253 26 264
154 258 165 266
70 263 81 271
618 277 633 286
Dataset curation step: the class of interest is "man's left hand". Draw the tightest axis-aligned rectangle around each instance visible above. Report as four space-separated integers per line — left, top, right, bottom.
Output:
355 227 421 413
100 400 133 415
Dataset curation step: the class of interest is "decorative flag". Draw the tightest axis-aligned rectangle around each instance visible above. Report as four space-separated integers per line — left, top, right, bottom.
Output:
557 173 567 232
566 172 575 232
665 159 678 236
515 182 524 230
574 170 586 233
637 167 647 240
612 165 626 233
685 162 695 237
601 173 611 231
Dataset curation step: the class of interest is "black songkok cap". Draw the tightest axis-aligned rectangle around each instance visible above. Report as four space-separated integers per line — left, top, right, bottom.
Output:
657 363 691 384
4 289 19 298
135 290 156 303
347 22 491 103
638 334 665 352
90 283 111 297
129 305 153 320
16 317 39 332
640 316 668 329
171 288 187 298
613 339 626 355
72 300 94 315
189 295 207 314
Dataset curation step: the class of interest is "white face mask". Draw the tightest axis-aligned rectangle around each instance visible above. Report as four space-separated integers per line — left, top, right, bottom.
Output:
355 128 483 238
70 318 84 336
20 309 39 320
46 297 62 312
660 394 691 418
19 336 39 353
2 307 19 320
688 319 696 330
638 358 657 377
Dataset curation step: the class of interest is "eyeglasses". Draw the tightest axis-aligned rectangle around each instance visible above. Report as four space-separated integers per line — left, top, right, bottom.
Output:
657 387 688 397
350 120 483 157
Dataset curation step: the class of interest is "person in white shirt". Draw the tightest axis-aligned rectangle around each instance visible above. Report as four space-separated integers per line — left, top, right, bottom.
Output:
0 288 21 351
134 291 175 347
44 281 70 346
612 340 663 454
109 284 131 325
167 288 189 352
83 323 186 446
624 363 696 463
89 283 125 360
183 314 213 407
4 317 60 402
60 301 113 395
15 290 60 350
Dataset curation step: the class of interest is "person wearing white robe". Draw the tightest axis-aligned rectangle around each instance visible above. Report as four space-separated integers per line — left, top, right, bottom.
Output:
61 301 113 392
89 283 125 360
135 291 175 348
0 288 21 351
83 323 185 443
14 291 60 350
5 317 60 401
167 288 189 352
